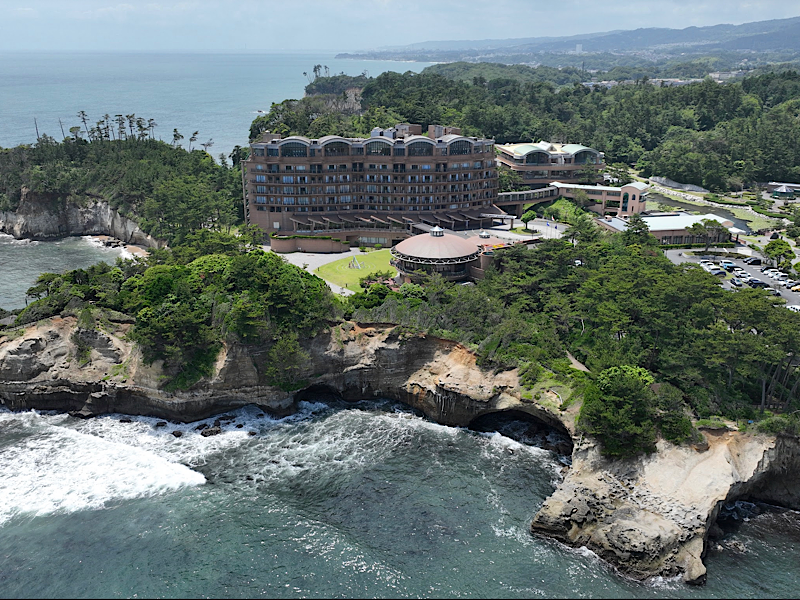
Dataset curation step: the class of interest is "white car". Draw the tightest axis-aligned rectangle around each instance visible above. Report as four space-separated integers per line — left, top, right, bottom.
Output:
786 305 800 313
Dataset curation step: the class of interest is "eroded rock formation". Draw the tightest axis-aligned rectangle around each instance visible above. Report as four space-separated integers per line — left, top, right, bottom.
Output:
0 188 162 247
2 317 799 585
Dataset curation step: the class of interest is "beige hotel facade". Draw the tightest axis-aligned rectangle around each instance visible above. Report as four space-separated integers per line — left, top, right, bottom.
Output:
242 124 501 246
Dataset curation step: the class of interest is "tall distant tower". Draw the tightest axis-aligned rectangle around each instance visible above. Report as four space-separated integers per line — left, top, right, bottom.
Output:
576 43 583 54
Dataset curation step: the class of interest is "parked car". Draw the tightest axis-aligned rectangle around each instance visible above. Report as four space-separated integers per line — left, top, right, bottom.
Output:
748 278 768 288
765 288 782 297
730 277 744 287
791 284 800 292
720 260 736 268
733 268 748 277
723 264 738 272
744 257 762 265
781 279 798 288
786 305 800 312
709 269 727 277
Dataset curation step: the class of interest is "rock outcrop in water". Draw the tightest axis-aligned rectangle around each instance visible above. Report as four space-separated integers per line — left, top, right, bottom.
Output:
1 316 799 585
530 431 800 584
0 188 162 248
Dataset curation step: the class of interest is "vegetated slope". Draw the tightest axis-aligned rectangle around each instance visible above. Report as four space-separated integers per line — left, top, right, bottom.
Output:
0 134 243 245
9 232 338 390
251 69 800 190
346 228 800 455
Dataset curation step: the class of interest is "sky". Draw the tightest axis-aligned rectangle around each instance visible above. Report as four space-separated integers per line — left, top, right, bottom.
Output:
0 0 798 52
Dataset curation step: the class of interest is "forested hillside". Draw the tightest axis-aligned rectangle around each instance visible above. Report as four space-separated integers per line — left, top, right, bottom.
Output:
348 227 800 454
0 131 243 245
251 69 800 190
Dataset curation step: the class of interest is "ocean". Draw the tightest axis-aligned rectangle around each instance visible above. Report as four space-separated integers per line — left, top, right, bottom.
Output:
0 52 433 159
0 53 799 598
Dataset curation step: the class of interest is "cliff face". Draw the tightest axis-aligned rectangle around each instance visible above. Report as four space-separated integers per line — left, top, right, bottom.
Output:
0 318 562 431
2 317 799 585
0 188 162 248
530 429 800 584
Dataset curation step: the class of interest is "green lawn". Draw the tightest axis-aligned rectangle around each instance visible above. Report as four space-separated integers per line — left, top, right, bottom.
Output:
314 249 395 291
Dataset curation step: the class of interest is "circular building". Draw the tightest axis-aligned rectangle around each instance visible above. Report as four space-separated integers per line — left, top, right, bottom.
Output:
391 227 481 282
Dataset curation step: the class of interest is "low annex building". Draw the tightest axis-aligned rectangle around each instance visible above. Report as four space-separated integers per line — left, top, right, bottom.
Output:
496 181 650 218
496 141 604 188
391 227 519 283
597 212 734 245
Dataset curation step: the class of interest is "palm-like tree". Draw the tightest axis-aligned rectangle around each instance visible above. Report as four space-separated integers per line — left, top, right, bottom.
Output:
172 128 184 147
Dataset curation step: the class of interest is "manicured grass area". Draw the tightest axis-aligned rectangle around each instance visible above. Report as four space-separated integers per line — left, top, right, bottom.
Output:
314 249 395 292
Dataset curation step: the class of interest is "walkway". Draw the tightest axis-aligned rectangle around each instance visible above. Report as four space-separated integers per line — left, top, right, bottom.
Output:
264 245 359 296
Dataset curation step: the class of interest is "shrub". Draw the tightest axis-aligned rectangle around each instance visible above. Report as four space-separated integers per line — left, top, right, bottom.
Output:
578 365 657 458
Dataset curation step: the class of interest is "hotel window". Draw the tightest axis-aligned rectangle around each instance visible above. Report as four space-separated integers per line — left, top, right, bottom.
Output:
255 196 267 204
449 140 473 155
256 186 267 193
365 141 392 156
298 197 310 205
407 141 434 157
267 147 279 157
253 148 265 157
255 175 266 183
283 198 295 205
280 142 308 157
324 141 350 157
282 176 294 184
394 147 405 156
283 187 294 194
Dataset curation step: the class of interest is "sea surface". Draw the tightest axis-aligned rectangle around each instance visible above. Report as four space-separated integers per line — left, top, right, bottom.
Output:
0 52 433 159
0 234 127 310
0 400 797 598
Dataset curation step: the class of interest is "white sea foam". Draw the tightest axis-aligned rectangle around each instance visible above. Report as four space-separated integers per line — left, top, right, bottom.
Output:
0 411 205 526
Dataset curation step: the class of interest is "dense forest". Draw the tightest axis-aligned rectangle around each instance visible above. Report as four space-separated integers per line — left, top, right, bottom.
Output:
10 230 338 390
0 117 243 245
251 69 800 191
8 218 799 453
346 220 800 455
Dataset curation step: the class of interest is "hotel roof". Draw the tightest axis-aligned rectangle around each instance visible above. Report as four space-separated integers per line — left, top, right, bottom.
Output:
600 212 735 232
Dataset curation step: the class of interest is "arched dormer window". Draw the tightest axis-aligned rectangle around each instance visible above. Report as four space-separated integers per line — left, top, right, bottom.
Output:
323 141 350 157
574 150 598 165
407 141 434 157
365 140 392 156
448 140 474 155
280 142 308 157
525 151 549 165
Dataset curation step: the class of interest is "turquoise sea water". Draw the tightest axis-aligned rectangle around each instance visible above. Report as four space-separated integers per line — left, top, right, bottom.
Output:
0 52 433 159
0 234 126 310
0 401 797 599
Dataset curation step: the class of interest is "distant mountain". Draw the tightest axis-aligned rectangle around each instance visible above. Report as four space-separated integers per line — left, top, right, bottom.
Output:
338 16 800 60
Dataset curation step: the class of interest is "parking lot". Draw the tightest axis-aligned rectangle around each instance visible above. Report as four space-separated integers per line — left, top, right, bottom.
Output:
664 249 800 308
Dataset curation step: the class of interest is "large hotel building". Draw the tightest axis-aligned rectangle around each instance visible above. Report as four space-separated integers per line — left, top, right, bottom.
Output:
242 124 501 246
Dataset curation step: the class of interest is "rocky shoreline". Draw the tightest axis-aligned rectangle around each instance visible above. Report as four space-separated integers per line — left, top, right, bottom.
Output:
1 316 799 585
0 188 163 249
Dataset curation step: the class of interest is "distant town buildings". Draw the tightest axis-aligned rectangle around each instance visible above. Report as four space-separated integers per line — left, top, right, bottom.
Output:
242 124 500 246
496 141 605 189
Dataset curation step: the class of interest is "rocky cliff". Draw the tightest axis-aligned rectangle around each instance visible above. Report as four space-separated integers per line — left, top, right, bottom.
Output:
530 429 800 584
1 316 799 585
0 188 162 248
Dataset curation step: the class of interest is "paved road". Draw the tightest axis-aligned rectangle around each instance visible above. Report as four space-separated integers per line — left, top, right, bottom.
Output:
664 248 800 306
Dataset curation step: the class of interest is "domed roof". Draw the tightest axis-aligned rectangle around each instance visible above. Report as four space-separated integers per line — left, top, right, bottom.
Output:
393 230 481 261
